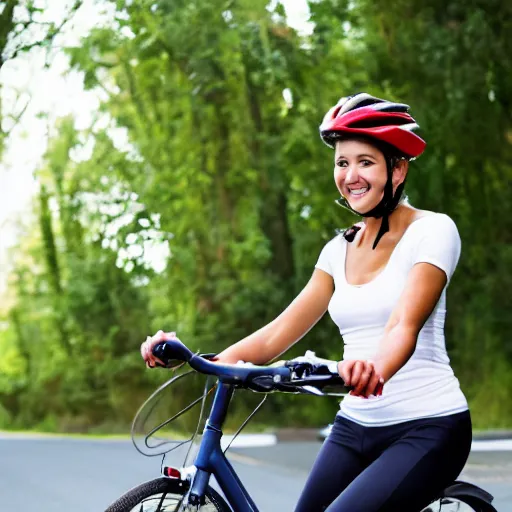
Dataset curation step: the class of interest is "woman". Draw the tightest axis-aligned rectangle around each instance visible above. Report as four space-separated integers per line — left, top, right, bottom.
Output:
141 93 471 511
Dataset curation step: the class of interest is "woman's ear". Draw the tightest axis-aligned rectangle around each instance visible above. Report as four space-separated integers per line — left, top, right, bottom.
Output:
392 159 409 192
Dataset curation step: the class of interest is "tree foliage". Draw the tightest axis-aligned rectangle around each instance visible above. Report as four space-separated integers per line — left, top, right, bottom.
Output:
0 0 510 431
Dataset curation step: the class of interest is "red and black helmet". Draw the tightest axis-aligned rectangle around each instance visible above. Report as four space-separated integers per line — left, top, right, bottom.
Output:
319 93 426 158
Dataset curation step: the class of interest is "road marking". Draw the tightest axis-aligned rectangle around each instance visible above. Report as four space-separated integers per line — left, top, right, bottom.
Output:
220 434 277 449
0 432 279 448
471 439 512 452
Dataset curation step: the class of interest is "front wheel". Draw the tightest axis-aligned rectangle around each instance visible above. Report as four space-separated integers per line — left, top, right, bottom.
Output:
105 477 232 512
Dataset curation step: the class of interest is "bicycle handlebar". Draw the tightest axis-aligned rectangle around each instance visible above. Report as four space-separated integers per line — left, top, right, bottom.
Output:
152 340 352 395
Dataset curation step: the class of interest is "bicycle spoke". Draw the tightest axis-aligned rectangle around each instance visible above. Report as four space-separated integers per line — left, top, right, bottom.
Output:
156 492 167 512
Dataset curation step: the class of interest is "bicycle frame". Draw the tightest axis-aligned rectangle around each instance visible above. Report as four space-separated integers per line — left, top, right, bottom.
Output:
128 342 496 512
186 381 259 511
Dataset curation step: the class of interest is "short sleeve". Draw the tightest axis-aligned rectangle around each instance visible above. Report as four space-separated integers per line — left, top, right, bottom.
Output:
315 237 338 276
410 214 461 283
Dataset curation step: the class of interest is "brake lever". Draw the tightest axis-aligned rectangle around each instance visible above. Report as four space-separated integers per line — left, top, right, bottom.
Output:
288 374 333 385
301 386 325 396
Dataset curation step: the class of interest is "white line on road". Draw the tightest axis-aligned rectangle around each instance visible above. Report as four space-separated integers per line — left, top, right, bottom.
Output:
220 434 277 449
471 439 512 452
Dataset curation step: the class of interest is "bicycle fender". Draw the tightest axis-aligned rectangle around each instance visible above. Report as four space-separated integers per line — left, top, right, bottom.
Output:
442 480 497 511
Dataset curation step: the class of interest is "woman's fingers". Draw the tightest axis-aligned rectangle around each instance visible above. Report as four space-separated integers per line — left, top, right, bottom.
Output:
363 367 382 398
342 360 385 398
339 360 355 385
141 330 178 368
149 331 166 365
140 336 150 360
350 361 364 389
352 361 373 396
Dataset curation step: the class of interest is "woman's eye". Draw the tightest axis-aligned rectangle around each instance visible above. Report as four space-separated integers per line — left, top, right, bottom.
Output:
336 160 348 168
361 160 373 166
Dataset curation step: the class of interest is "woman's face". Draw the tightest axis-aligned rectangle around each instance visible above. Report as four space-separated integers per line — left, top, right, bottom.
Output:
334 139 406 214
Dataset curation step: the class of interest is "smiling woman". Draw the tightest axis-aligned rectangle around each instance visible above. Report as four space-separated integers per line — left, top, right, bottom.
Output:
320 93 426 250
283 93 473 512
141 93 477 511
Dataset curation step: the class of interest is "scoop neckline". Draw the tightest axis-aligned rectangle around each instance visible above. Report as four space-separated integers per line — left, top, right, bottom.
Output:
342 214 437 288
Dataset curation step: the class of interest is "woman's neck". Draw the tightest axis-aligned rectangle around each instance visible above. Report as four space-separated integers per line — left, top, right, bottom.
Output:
360 204 415 247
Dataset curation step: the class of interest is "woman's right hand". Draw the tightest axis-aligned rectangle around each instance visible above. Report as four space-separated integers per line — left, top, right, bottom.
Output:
338 360 384 398
140 330 179 368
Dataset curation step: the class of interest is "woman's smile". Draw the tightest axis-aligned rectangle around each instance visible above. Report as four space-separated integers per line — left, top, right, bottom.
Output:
347 185 371 198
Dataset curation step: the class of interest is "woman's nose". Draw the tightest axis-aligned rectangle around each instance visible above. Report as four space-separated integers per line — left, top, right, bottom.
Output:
345 164 357 184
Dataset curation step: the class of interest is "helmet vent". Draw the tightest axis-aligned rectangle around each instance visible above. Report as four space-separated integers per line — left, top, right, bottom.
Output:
349 117 415 129
372 102 410 113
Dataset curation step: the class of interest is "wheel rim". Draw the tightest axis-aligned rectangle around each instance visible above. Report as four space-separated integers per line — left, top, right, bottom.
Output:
129 492 182 512
130 492 220 512
422 497 479 512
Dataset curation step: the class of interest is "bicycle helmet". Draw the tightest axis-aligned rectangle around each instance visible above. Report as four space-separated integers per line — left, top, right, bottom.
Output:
319 93 426 249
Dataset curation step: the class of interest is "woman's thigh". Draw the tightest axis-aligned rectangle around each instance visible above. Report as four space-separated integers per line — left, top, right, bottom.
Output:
294 418 367 512
325 411 472 512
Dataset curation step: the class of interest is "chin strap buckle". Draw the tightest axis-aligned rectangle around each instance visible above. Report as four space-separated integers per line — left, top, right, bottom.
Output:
343 224 362 243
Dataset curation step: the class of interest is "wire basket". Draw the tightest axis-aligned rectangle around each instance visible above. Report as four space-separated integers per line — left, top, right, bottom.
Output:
131 368 216 463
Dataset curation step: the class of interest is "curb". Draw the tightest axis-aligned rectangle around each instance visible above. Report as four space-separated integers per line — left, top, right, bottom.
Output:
473 430 512 441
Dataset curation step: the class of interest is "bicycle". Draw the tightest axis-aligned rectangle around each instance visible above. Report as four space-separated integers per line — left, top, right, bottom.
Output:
105 339 498 512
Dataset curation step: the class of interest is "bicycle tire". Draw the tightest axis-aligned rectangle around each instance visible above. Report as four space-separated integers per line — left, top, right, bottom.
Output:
423 497 497 512
105 477 232 512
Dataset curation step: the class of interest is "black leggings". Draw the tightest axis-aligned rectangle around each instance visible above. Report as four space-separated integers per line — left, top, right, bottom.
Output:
295 410 472 512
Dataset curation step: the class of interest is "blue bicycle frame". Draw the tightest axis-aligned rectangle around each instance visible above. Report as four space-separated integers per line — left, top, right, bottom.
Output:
188 382 258 511
150 340 342 510
129 340 497 512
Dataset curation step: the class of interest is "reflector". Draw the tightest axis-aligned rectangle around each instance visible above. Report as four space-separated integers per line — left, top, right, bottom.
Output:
164 466 181 479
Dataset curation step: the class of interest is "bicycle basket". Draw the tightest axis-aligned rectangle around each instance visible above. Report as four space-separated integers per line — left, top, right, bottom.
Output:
131 368 216 460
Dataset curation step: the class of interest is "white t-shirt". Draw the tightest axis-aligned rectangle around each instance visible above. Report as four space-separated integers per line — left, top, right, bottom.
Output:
315 213 468 426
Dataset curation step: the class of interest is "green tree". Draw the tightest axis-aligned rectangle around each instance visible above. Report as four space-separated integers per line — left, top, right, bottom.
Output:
1 0 510 431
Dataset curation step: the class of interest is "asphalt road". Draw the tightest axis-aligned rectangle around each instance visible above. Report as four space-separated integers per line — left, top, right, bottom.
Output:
0 436 510 511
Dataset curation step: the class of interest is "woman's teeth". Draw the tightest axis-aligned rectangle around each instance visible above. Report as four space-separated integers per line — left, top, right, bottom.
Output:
349 187 368 196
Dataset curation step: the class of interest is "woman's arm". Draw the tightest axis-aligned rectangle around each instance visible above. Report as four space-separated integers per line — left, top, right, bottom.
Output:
214 269 334 365
371 262 448 384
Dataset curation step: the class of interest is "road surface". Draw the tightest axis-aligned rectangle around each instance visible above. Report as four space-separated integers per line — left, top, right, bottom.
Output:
0 435 510 511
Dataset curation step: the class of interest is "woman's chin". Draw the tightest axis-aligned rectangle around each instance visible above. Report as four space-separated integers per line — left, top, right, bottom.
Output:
347 196 374 214
346 187 386 213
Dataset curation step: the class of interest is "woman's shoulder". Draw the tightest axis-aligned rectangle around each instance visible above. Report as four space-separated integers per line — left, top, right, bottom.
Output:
405 210 459 239
321 230 347 252
401 211 462 281
316 231 348 276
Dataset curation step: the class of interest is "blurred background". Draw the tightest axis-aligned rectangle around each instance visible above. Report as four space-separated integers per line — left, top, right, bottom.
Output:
0 0 511 438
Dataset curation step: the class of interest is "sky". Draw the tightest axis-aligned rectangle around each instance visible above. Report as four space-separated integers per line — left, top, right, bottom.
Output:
0 0 311 294
0 0 115 293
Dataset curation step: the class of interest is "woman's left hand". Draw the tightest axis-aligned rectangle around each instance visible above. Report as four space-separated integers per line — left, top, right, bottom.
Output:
141 330 179 368
338 359 384 398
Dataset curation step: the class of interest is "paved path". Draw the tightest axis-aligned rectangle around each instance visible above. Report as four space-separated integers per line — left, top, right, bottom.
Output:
0 437 304 511
0 436 510 511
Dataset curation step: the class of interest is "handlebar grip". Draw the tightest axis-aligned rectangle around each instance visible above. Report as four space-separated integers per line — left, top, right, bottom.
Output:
151 341 191 368
152 343 165 359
